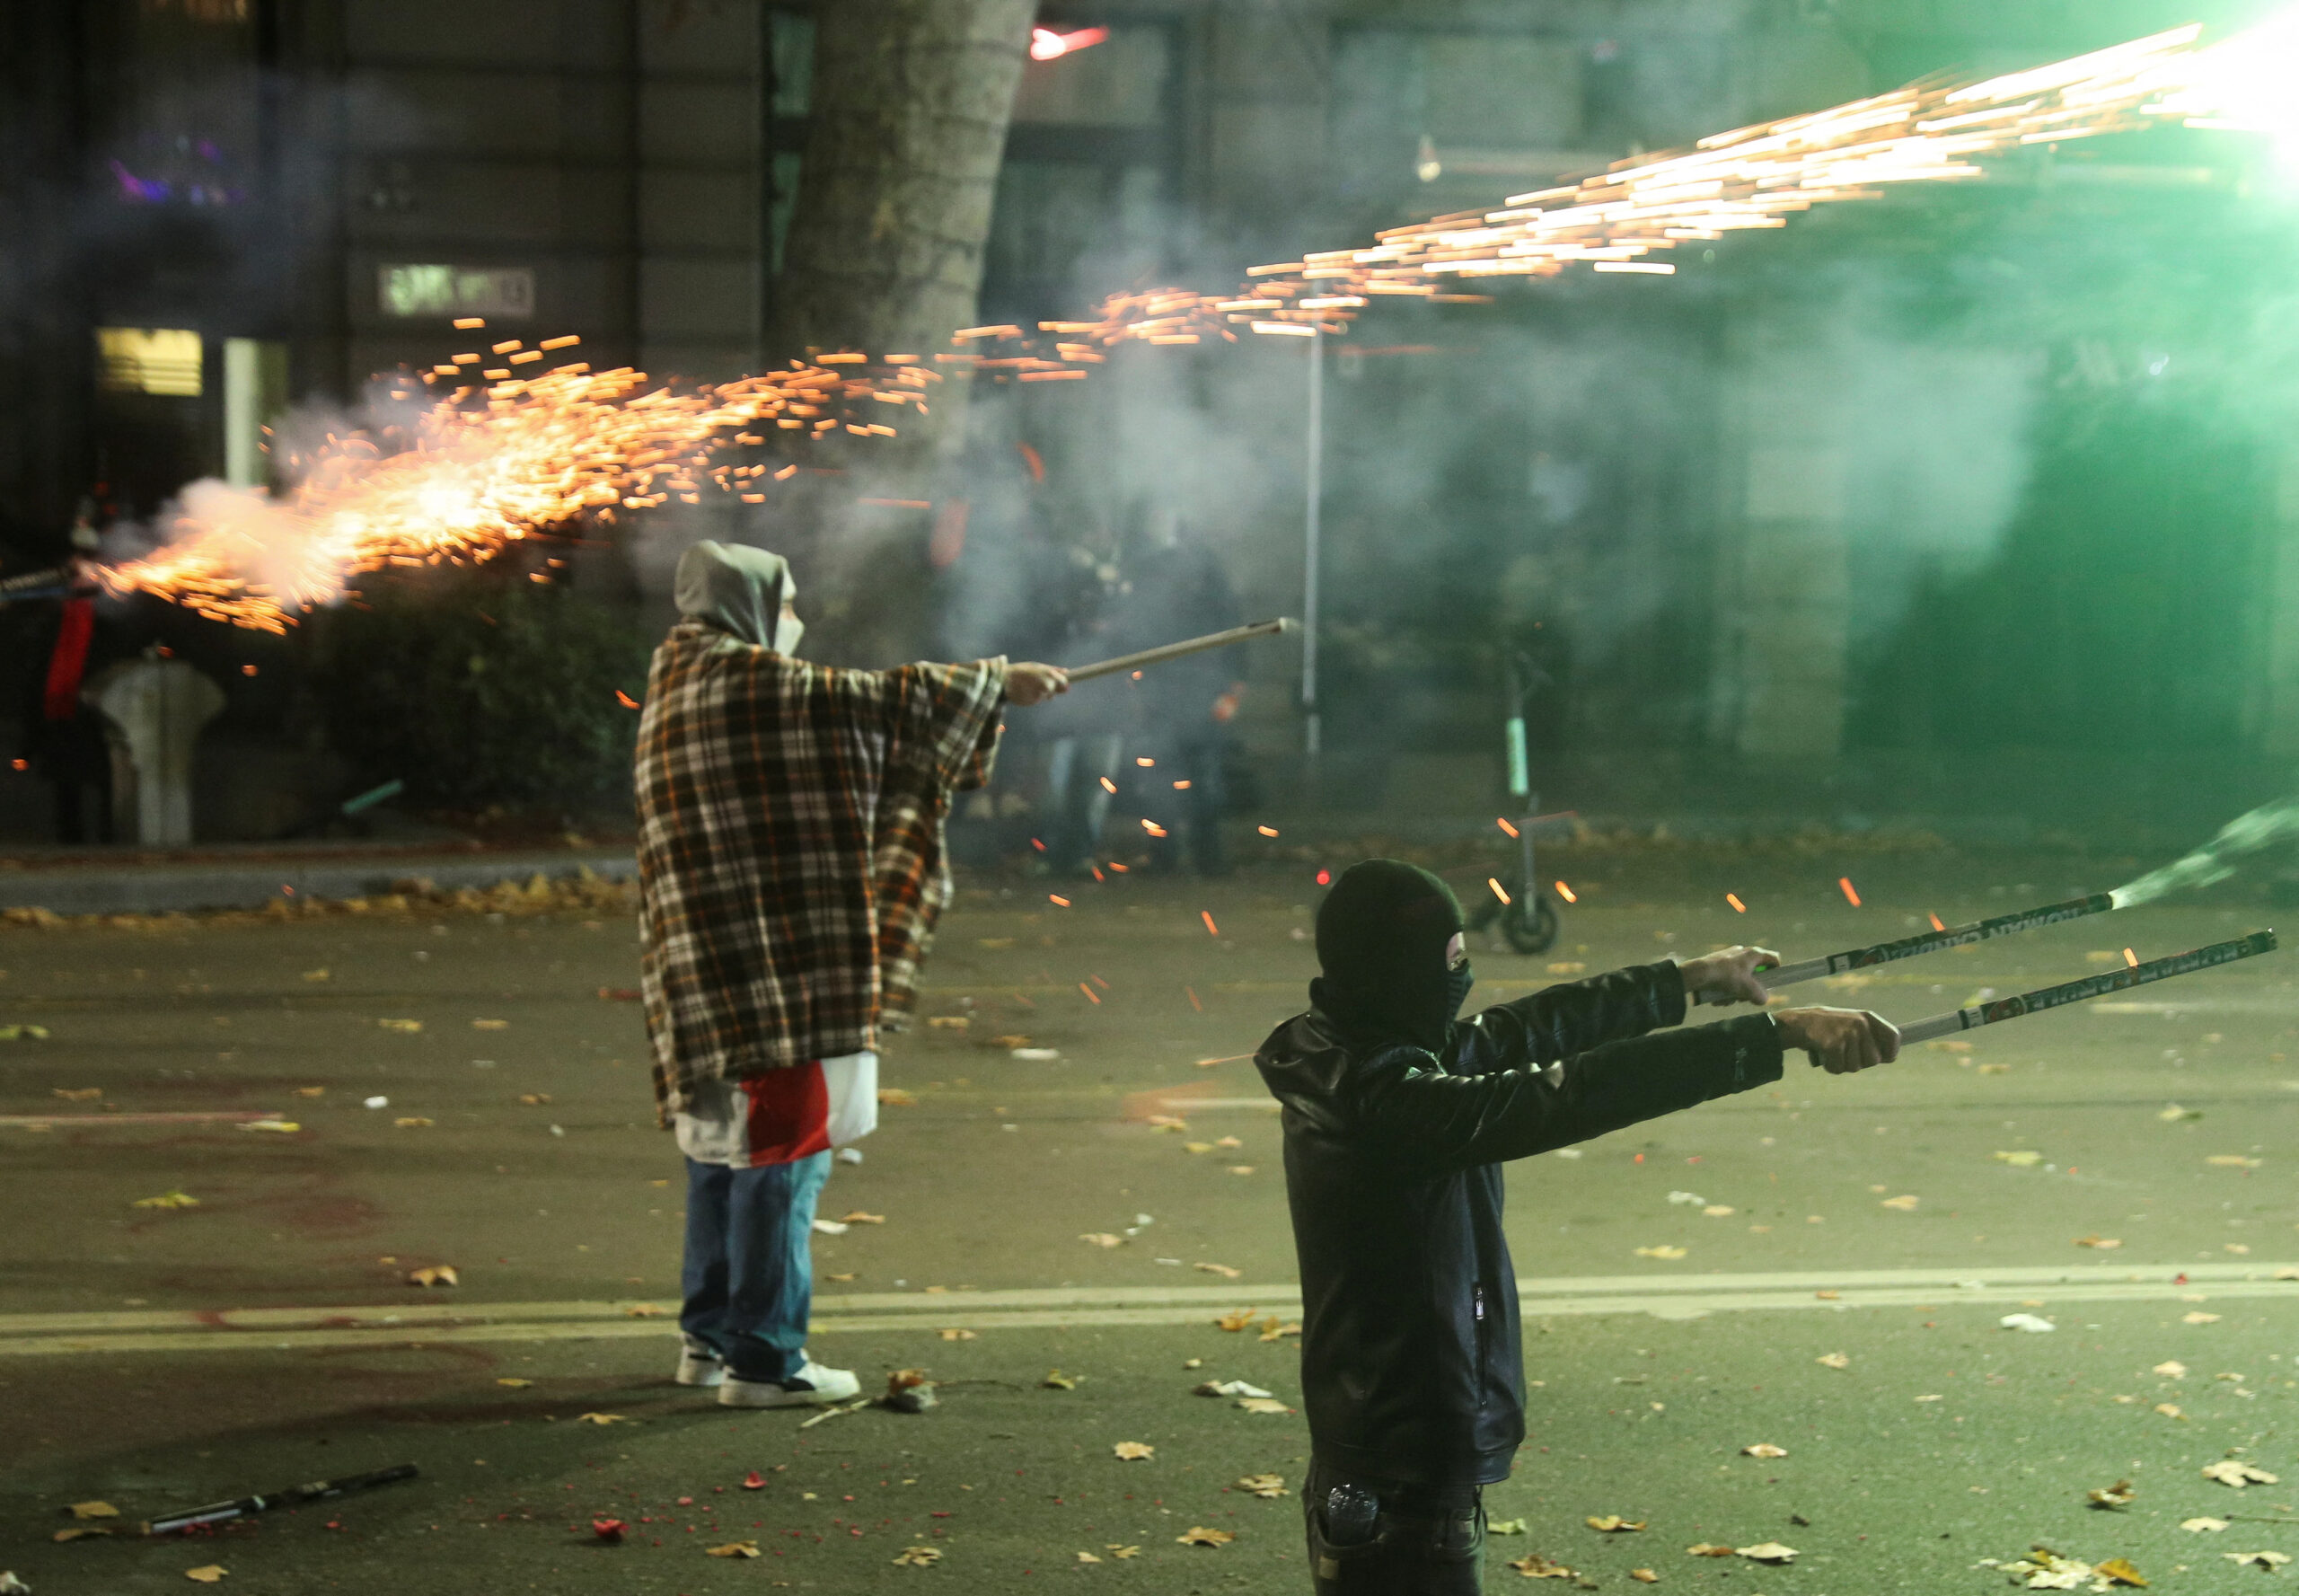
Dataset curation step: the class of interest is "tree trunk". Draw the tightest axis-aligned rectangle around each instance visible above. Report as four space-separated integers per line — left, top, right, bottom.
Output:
771 0 1035 358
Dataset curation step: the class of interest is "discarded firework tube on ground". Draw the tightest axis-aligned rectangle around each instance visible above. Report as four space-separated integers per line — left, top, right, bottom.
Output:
141 1463 419 1536
1695 892 2118 1006
1064 617 1297 683
1882 931 2276 1048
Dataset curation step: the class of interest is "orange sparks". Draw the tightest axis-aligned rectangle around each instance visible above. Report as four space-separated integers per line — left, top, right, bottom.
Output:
1172 780 1191 790
1201 910 1220 938
1929 913 1946 931
1496 817 1520 839
1089 974 1109 990
2123 947 2138 966
1135 757 1154 767
1090 864 1105 882
1838 877 1862 907
451 316 485 330
1079 982 1100 1004
1256 824 1279 837
1726 893 1747 913
1108 861 1128 873
1185 985 1202 1012
1048 895 1071 908
1098 776 1117 794
613 689 639 710
1030 837 1045 852
1141 820 1167 838
1487 878 1511 905
1554 881 1577 904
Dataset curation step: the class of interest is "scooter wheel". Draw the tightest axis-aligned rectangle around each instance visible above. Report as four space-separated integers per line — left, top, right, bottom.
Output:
1502 895 1559 955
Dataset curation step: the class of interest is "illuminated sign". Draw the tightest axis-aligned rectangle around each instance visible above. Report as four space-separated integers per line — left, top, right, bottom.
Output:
96 327 202 396
378 265 535 320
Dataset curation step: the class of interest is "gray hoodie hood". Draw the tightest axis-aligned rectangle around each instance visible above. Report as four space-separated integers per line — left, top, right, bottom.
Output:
674 541 802 653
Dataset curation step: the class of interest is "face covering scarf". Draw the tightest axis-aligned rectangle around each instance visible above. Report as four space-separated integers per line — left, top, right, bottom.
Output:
674 540 806 655
1309 859 1473 1053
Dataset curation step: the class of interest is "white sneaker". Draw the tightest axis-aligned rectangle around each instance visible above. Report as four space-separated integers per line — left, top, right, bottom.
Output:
675 1346 726 1387
718 1359 862 1408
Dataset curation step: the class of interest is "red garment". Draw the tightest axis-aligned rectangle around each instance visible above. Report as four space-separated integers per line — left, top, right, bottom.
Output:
42 598 92 721
732 1063 832 1166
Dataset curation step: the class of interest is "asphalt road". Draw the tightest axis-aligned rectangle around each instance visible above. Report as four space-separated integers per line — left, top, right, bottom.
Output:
2 841 2295 1593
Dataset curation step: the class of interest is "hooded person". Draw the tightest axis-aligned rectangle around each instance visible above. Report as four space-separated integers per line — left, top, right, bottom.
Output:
1254 860 1898 1594
636 540 1069 1408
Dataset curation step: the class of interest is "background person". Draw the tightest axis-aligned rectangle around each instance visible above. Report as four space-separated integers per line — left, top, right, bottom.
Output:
1255 859 1897 1593
636 541 1068 1408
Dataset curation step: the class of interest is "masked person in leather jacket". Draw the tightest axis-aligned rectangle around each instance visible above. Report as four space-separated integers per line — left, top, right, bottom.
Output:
1255 860 1898 1593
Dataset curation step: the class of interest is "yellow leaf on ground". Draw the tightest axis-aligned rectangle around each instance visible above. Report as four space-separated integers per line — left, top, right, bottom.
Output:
1184 1141 1216 1154
2095 1556 2149 1586
2184 1311 2222 1325
1079 1232 1125 1248
1508 1552 1578 1578
1229 1165 1256 1176
825 1272 857 1283
69 1501 119 1519
927 1016 969 1030
2203 1460 2277 1487
1587 1515 1646 1532
2076 1235 2121 1248
517 1094 551 1107
576 1412 630 1425
1634 1246 1687 1260
378 1018 421 1033
1195 1262 1243 1279
1687 1543 1735 1556
2207 1154 2261 1168
1106 1544 1141 1558
406 1265 458 1287
705 1540 761 1557
302 968 330 982
1737 1542 1798 1564
185 1565 227 1583
1702 1204 1734 1217
2155 1404 2184 1419
1177 1526 1234 1547
877 1089 918 1107
471 1018 508 1030
1215 1309 1258 1331
2182 1517 2231 1531
1260 1320 1302 1342
496 1378 533 1389
1631 1571 1660 1584
1147 1115 1188 1131
1237 1397 1293 1415
2154 1360 2188 1377
938 1328 977 1341
133 1190 198 1209
52 1087 100 1101
623 1303 665 1318
1236 1473 1288 1498
240 1119 299 1133
1076 1550 1101 1563
841 1212 885 1225
1817 1352 1850 1370
1741 1443 1788 1459
54 1526 110 1541
1043 1371 1079 1389
1880 1194 1919 1211
393 1117 433 1128
891 1544 942 1565
2089 1479 2137 1508
1113 1442 1154 1460
1994 1150 2042 1166
292 1086 324 1097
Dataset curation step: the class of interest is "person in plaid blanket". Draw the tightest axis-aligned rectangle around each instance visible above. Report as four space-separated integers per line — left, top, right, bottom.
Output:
638 541 1070 1406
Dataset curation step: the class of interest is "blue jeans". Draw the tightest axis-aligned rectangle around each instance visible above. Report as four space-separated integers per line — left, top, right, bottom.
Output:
680 1151 830 1383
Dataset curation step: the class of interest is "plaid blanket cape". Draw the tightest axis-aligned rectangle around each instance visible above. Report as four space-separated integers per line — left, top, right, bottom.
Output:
636 622 1007 1122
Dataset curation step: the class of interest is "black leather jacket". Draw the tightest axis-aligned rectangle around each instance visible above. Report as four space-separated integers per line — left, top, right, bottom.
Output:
1254 961 1784 1486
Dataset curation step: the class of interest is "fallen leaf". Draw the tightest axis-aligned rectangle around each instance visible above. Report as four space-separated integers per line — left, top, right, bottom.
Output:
1547 961 1588 974
239 1119 298 1133
1509 1552 1578 1578
1489 1518 1528 1535
927 1016 969 1030
1113 1442 1155 1460
378 1018 422 1033
53 1526 110 1541
2154 1360 2189 1377
2001 1313 2057 1333
1978 1063 2011 1073
1106 1544 1141 1558
133 1190 198 1209
938 1327 977 1341
406 1265 458 1287
1177 1526 1235 1547
2159 1104 2198 1122
1184 1142 1216 1154
2155 1404 2184 1419
590 1517 626 1543
1995 1150 2042 1166
471 1018 508 1031
1817 1352 1850 1370
517 1093 551 1107
2226 1551 2292 1570
2184 1311 2223 1325
52 1087 100 1101
1236 1396 1293 1415
2095 1556 2149 1585
2207 1154 2262 1168
1687 1543 1736 1556
2182 1517 2230 1531
1229 1165 1256 1176
877 1089 919 1107
1235 1473 1288 1498
2075 1236 2122 1248
891 1545 943 1566
2088 1479 2137 1509
705 1539 761 1558
1215 1309 1258 1331
69 1501 119 1520
1634 1246 1687 1260
622 1302 665 1318
1215 1135 1244 1149
292 1086 324 1098
393 1117 434 1129
1260 1319 1302 1342
1737 1542 1798 1564
1631 1570 1660 1584
1147 1114 1188 1131
742 1470 768 1490
1195 1262 1243 1279
1702 1204 1735 1217
2204 1460 2278 1487
496 1377 533 1389
1079 1232 1125 1248
841 1212 885 1225
1814 1290 1841 1300
184 1565 227 1583
302 968 330 982
1043 1370 1079 1389
1076 1550 1102 1564
1195 1379 1273 1398
576 1412 630 1426
1741 1443 1788 1459
1587 1516 1647 1532
1880 1194 1920 1211
825 1271 857 1283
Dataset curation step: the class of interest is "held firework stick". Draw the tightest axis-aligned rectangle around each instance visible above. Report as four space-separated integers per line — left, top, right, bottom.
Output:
1888 930 2276 1047
141 1462 418 1536
1065 617 1298 683
1695 892 2116 1006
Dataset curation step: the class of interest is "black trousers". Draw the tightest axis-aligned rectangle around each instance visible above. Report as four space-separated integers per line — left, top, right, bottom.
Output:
1302 1458 1485 1595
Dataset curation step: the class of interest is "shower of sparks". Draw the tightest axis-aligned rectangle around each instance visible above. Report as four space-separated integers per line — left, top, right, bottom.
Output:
100 19 2290 628
1838 877 1863 908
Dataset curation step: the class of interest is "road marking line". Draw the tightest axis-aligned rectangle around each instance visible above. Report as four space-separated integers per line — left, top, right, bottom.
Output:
2 1263 2289 1355
0 1110 286 1127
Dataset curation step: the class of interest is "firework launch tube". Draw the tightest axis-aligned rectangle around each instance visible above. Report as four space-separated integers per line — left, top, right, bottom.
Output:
1883 930 2276 1048
141 1463 418 1536
1065 618 1298 683
1694 892 2116 1006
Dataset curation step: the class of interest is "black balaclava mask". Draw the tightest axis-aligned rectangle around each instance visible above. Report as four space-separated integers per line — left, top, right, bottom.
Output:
1309 859 1473 1052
